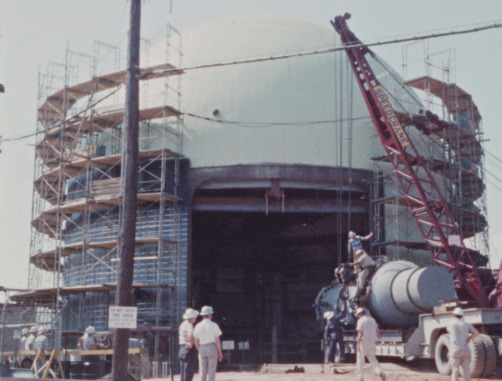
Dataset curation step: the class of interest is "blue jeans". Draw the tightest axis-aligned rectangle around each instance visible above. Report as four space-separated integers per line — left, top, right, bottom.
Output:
327 334 346 362
179 346 197 381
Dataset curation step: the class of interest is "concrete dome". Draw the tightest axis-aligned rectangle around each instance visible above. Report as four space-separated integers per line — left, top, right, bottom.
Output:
176 15 398 169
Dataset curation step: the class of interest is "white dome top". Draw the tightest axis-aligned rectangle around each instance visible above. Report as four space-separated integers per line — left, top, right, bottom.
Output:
178 14 375 169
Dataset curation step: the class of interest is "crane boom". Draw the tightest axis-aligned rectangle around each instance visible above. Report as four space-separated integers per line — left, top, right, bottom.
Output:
331 13 491 307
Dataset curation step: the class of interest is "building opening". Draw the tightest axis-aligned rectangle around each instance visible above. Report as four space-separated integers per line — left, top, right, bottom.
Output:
190 211 368 364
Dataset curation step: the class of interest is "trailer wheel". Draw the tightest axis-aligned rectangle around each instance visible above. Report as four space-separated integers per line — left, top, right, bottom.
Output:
461 335 486 378
479 334 496 378
434 334 451 375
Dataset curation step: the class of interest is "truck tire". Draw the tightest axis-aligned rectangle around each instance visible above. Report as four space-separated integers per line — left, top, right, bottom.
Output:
464 335 485 378
479 334 496 378
434 334 451 375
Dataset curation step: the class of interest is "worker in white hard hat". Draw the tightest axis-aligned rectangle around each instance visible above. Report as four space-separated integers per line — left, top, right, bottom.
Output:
193 306 223 381
34 327 50 351
179 308 199 381
446 307 480 381
355 307 386 381
78 326 98 350
347 231 373 262
19 328 29 351
24 326 38 351
323 305 347 363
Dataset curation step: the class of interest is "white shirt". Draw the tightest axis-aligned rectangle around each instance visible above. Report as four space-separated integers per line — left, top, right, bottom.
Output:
34 334 49 351
25 334 36 350
179 320 194 346
193 318 222 346
357 315 379 344
447 318 473 351
80 334 97 350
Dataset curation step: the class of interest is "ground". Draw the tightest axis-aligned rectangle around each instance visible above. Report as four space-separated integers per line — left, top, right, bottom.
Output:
148 359 502 381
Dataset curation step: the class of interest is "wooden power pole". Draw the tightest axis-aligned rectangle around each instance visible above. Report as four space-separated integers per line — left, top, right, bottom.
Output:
111 0 141 380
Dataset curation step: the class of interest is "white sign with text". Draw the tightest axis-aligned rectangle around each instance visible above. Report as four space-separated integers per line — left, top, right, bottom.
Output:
108 306 138 329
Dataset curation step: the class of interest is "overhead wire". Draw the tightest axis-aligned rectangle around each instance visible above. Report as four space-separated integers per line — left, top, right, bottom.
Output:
142 22 502 78
3 21 500 144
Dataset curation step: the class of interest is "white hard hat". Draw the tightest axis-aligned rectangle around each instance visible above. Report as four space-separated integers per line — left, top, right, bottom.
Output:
453 307 464 317
200 306 214 316
21 328 29 335
182 308 199 320
29 326 38 333
38 327 47 334
348 231 356 238
85 326 96 334
355 307 365 316
323 311 335 320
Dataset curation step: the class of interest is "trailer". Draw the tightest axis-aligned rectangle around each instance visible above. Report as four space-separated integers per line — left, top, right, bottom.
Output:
315 13 502 377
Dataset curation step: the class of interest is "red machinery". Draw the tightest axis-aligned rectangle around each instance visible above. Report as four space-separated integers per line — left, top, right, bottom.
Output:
331 13 502 308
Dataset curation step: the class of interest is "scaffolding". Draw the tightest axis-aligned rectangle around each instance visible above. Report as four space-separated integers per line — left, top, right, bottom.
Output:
14 26 186 359
370 42 489 264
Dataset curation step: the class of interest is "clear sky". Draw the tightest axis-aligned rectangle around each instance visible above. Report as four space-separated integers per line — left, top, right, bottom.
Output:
1 0 501 291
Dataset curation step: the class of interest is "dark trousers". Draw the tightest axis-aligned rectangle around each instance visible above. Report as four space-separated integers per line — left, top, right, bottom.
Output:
179 346 197 381
327 335 346 362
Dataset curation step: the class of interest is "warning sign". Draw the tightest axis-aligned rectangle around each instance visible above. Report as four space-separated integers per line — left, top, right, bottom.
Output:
108 306 138 329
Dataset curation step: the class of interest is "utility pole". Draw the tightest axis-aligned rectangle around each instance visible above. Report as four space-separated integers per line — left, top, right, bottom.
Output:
111 0 141 380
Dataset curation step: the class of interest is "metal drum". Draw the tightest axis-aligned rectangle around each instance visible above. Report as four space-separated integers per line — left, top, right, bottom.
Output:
69 354 82 379
368 261 456 328
82 355 104 379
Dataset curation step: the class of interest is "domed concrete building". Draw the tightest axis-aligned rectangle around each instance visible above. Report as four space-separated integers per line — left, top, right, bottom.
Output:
21 14 487 363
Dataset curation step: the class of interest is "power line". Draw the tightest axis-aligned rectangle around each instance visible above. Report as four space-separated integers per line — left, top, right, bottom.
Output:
142 22 502 78
183 112 370 128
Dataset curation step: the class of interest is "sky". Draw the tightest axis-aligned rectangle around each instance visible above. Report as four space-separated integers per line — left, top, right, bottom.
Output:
0 0 501 291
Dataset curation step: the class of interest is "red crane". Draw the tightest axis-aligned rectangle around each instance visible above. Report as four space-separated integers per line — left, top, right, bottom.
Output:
331 13 501 308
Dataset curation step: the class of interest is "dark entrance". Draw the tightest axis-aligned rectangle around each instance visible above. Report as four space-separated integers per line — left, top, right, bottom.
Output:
190 212 363 364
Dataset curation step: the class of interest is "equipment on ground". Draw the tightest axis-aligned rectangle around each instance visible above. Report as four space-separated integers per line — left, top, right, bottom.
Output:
313 14 502 378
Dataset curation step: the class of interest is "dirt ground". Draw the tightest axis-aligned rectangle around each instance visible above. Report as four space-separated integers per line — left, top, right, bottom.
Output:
148 359 502 381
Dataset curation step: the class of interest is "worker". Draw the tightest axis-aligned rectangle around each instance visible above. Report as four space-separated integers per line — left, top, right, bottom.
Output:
78 326 98 350
34 327 50 352
323 305 346 363
347 231 373 262
19 328 29 351
179 308 199 381
193 305 223 381
446 307 480 381
355 307 386 381
24 326 38 351
350 249 376 301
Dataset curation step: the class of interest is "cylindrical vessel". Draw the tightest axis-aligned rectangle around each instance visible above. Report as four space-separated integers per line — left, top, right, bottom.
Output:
368 261 456 328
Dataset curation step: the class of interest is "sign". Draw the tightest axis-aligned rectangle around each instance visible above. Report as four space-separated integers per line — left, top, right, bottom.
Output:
108 306 138 329
222 340 235 350
374 85 410 148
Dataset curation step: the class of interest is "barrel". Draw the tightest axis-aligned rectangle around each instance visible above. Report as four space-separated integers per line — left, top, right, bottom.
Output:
82 355 104 379
69 354 82 379
368 261 456 328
